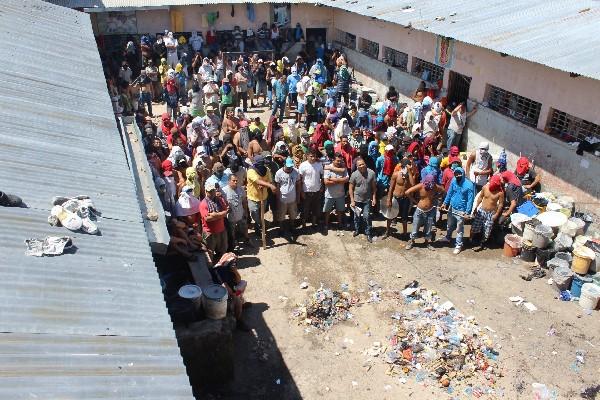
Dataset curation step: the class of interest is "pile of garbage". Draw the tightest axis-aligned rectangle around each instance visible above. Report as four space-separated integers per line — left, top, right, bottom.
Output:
507 193 600 311
291 285 358 330
383 284 502 394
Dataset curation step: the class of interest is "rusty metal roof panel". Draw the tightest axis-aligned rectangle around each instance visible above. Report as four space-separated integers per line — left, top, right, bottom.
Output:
0 0 193 398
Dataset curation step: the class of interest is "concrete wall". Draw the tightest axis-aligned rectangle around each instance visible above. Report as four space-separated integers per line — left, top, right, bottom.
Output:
290 4 333 42
135 4 271 34
466 107 600 206
332 9 600 128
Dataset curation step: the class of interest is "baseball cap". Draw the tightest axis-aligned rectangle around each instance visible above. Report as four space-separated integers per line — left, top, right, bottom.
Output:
479 141 490 150
253 154 265 165
385 144 394 151
285 157 294 168
324 140 334 148
205 105 215 112
205 181 217 191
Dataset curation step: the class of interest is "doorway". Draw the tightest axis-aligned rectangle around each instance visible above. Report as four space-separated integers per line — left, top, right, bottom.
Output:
447 71 472 106
305 28 327 57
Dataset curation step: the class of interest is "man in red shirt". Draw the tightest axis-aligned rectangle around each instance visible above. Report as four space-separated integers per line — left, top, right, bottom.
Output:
199 181 229 261
334 134 357 171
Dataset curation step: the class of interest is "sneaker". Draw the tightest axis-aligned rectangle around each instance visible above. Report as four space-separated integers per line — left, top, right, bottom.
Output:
50 205 83 231
426 242 435 251
436 236 450 244
405 240 414 250
236 319 251 332
453 247 462 255
352 231 359 237
367 235 373 243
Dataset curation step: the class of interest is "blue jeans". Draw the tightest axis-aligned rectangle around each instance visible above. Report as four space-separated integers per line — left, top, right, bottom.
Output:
138 92 152 116
353 201 372 236
272 99 286 122
445 209 465 248
410 207 436 240
446 128 456 150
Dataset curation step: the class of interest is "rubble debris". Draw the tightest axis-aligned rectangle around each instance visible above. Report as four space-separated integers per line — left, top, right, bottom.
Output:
291 285 358 330
383 284 502 394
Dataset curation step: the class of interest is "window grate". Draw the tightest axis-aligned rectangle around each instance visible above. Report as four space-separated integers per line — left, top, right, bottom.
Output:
360 38 379 59
485 85 541 128
383 47 408 72
333 29 356 49
547 109 600 143
412 57 444 83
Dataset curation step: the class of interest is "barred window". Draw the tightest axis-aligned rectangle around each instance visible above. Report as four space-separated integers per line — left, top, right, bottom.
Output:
412 57 444 83
485 85 542 128
359 37 379 59
333 29 356 49
547 109 600 143
383 47 408 72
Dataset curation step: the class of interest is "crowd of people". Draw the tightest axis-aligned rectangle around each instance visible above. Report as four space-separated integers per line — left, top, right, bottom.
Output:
103 28 544 330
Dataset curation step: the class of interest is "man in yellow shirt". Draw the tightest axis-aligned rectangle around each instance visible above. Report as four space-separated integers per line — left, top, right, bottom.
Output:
246 155 278 234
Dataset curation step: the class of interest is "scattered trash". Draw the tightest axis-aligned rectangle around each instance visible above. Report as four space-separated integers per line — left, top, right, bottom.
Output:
24 236 73 257
509 296 524 305
382 283 501 393
523 302 538 313
49 195 100 234
559 290 572 301
547 278 554 285
546 327 556 336
351 380 358 387
299 282 309 289
532 382 558 400
291 285 358 330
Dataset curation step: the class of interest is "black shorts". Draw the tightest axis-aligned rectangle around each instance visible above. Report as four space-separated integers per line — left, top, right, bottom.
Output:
395 195 411 221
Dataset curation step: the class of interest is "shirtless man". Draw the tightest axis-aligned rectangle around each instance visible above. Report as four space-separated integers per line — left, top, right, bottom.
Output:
246 129 264 162
471 174 504 251
405 174 445 250
385 159 415 238
221 107 240 137
133 70 154 117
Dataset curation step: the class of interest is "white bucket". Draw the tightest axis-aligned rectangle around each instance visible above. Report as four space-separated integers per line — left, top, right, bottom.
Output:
532 224 553 249
560 220 579 237
510 213 531 235
575 235 590 247
178 284 203 310
202 284 228 320
579 283 600 310
546 202 562 212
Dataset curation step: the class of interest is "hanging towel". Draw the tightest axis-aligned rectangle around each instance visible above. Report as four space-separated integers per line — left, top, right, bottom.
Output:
231 4 235 17
246 3 256 22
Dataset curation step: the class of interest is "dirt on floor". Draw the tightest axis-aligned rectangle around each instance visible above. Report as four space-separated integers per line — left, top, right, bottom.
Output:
202 214 600 400
145 103 599 399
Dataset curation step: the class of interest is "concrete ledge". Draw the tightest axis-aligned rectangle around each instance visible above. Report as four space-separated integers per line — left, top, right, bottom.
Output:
176 317 237 390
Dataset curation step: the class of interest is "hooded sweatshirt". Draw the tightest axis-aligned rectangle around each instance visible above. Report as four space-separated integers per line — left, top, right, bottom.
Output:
443 167 475 214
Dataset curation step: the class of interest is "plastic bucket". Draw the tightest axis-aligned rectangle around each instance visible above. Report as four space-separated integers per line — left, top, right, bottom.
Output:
554 252 572 264
521 241 537 262
547 257 569 271
510 213 531 236
572 246 596 275
560 220 579 237
571 274 593 298
532 224 553 249
569 217 586 236
202 284 229 320
574 235 590 248
523 220 541 242
503 234 522 257
579 283 600 310
553 232 573 252
536 211 568 229
553 266 574 291
536 247 557 268
546 202 562 212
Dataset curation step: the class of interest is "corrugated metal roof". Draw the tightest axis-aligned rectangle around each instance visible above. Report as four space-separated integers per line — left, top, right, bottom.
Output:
0 0 193 398
43 0 600 81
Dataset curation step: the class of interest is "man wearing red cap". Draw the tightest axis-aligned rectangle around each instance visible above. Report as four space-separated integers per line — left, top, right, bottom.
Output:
471 174 505 251
515 156 541 194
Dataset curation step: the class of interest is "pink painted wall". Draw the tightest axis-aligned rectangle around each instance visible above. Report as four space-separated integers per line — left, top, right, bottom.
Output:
291 4 333 41
332 9 600 128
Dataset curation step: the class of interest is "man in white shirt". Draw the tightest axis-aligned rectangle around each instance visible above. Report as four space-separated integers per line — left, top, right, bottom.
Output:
298 150 324 229
447 102 477 149
189 31 203 56
274 157 301 237
165 32 179 69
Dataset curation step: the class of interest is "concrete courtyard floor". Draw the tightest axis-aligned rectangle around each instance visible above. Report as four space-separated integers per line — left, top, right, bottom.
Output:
148 102 599 399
